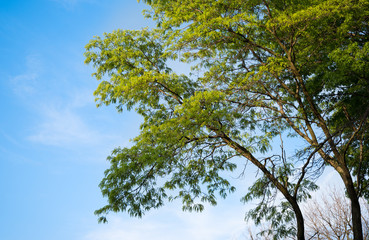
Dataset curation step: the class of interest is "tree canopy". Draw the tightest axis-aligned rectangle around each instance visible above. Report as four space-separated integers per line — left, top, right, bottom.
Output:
85 0 369 239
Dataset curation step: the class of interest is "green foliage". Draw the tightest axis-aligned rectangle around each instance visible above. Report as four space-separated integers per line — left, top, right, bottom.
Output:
86 29 241 221
86 0 369 238
242 162 318 239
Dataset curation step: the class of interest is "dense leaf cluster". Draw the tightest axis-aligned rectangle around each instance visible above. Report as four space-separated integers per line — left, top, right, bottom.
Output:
86 0 369 239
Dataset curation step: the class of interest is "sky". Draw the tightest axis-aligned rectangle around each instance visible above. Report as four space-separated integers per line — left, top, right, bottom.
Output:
0 1 343 240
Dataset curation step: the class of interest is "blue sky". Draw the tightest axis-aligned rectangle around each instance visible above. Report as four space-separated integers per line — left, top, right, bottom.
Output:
0 1 342 240
0 1 249 239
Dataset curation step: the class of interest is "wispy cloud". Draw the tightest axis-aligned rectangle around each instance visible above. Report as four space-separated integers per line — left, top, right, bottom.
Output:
11 54 43 96
28 105 99 147
173 204 249 240
83 203 249 240
50 0 94 9
27 88 129 150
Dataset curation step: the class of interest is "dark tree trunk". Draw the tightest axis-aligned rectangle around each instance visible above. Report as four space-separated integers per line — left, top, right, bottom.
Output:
221 135 306 239
289 199 305 240
341 169 363 240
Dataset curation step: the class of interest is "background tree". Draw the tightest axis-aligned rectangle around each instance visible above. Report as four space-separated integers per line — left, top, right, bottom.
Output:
304 187 369 240
247 187 369 239
85 0 369 239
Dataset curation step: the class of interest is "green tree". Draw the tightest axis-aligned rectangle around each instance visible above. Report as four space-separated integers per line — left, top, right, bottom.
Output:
85 0 369 239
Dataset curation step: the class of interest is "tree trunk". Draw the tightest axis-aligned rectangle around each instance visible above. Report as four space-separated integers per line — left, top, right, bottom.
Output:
289 199 305 240
341 169 363 240
219 134 306 239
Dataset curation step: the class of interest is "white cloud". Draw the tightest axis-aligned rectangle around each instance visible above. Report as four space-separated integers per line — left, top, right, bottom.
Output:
50 0 94 9
11 55 101 148
83 216 167 240
27 87 130 149
11 54 43 96
172 206 247 240
28 106 99 147
83 202 250 240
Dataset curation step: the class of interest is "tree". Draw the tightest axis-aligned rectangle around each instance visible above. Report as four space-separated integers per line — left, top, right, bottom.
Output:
247 187 369 239
85 0 369 239
304 187 369 240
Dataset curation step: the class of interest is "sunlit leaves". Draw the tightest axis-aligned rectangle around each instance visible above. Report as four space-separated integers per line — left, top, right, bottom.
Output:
86 1 368 238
